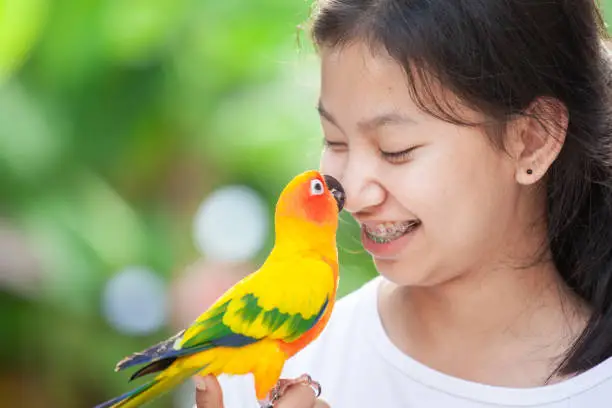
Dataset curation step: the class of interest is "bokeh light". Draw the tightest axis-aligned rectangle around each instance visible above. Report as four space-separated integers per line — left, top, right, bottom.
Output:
193 185 269 262
102 266 168 335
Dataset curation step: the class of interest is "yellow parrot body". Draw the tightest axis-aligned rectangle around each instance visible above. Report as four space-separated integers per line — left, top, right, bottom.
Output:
94 170 345 408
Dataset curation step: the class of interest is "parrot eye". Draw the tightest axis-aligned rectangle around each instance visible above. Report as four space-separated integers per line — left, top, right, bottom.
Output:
310 179 324 196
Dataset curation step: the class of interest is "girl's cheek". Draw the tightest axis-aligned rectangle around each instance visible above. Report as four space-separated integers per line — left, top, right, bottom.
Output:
393 158 453 220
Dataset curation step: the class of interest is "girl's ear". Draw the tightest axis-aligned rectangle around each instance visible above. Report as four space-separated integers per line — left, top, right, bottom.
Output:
504 97 569 185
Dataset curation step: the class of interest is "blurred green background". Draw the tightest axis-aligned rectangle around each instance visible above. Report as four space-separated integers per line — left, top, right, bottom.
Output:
0 0 378 407
2 1 612 407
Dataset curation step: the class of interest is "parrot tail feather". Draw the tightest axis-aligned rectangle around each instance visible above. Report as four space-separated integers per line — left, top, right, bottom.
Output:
129 357 177 381
115 330 185 372
93 380 158 408
94 366 204 408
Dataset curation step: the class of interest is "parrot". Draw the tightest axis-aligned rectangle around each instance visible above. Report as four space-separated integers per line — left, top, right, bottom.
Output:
94 169 346 408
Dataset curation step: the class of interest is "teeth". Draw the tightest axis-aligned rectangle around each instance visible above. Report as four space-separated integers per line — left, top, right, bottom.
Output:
363 220 420 243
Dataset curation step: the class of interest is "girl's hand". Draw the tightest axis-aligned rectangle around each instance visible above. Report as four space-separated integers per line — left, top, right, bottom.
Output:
194 375 330 408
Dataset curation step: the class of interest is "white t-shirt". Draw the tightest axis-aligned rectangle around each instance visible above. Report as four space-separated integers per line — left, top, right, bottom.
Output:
212 277 612 407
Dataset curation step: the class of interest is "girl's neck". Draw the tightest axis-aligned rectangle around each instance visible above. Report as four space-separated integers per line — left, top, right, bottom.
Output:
378 255 591 387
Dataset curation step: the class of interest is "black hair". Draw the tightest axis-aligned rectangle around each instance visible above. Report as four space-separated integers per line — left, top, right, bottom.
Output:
309 0 612 377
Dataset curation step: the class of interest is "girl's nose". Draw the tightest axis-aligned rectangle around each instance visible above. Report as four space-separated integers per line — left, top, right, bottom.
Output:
339 157 386 214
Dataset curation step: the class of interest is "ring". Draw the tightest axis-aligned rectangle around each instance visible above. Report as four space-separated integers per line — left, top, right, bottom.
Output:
309 381 322 398
303 375 322 398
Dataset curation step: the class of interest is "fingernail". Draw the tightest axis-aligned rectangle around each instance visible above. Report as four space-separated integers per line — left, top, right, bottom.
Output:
194 376 207 391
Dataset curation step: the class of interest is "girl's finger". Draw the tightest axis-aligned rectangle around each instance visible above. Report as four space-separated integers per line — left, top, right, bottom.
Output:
194 375 225 408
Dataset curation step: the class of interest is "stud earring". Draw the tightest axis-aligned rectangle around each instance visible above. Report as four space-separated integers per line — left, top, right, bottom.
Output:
526 169 533 175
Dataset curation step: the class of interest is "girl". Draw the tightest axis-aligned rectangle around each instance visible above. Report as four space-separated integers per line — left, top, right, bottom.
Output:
195 0 612 406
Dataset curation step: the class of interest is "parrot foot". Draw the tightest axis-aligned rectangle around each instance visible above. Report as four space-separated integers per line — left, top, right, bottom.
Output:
259 374 321 407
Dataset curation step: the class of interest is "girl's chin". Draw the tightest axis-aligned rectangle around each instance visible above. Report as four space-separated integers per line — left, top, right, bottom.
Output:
373 259 424 287
374 259 467 289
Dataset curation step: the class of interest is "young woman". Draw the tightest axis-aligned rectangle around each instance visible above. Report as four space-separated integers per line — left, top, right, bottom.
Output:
194 0 612 407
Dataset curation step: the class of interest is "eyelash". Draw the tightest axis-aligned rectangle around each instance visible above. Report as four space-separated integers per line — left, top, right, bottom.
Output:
323 140 346 150
380 146 418 163
324 139 418 163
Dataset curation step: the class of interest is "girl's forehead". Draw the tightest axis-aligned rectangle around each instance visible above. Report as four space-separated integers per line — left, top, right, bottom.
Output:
320 43 405 78
320 47 412 107
320 44 482 127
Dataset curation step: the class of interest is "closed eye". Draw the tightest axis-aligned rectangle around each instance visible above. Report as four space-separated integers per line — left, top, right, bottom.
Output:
380 146 420 163
323 139 347 151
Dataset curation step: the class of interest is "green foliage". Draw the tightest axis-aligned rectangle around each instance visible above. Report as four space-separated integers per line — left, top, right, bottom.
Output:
0 1 375 407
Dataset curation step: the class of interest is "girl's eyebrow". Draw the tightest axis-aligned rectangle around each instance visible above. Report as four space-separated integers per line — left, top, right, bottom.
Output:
317 100 416 133
316 101 338 126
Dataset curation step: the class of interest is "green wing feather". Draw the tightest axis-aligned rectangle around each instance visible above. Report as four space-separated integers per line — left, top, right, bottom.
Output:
179 257 335 349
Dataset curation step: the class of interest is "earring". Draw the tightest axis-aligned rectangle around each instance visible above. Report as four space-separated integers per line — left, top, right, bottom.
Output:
526 169 533 175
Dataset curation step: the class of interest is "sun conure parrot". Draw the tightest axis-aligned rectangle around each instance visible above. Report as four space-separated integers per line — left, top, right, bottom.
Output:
94 170 346 408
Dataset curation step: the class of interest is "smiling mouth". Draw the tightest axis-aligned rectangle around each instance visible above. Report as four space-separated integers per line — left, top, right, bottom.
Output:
362 220 421 244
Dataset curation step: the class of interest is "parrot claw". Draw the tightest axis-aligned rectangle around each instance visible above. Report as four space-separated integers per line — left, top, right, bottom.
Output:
260 374 322 407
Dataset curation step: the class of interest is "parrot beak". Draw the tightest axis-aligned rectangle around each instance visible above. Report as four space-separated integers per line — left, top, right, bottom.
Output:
323 175 345 212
